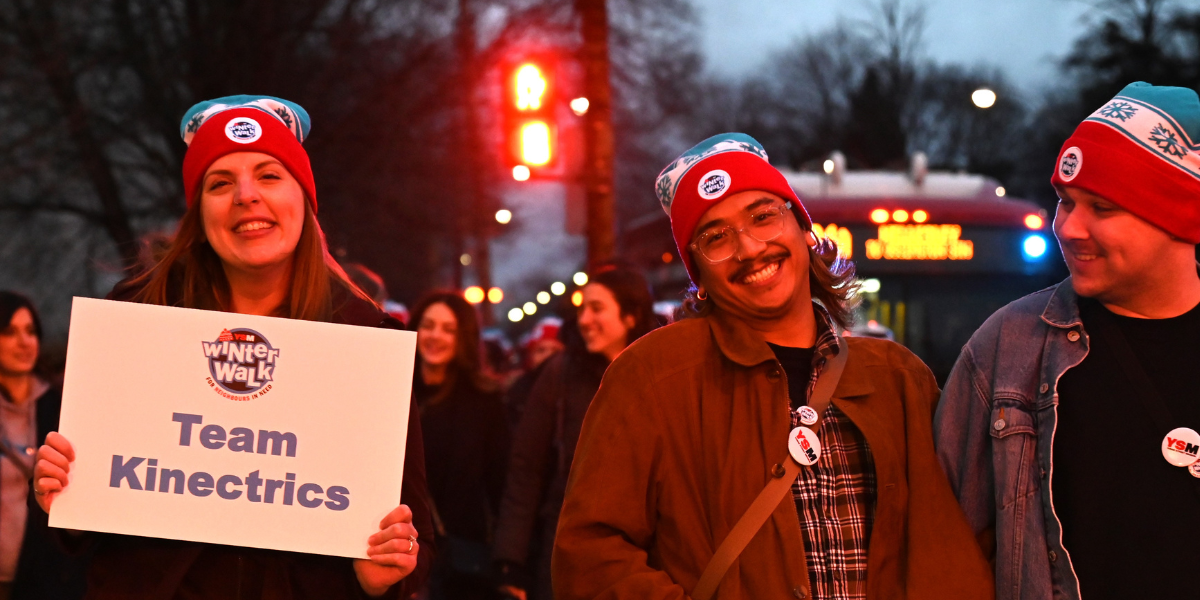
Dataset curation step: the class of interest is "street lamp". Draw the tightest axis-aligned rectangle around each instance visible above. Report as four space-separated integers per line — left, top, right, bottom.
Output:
972 88 997 109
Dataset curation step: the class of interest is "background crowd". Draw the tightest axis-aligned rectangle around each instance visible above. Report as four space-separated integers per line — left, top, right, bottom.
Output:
4 1 1200 599
0 257 663 600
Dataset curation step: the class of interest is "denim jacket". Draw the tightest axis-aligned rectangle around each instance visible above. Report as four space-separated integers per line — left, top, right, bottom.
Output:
934 279 1088 600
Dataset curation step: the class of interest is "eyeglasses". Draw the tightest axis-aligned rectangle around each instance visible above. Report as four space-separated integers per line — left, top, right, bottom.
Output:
689 201 793 264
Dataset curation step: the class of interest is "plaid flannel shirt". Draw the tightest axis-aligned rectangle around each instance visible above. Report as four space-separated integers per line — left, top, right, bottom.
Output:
790 308 877 600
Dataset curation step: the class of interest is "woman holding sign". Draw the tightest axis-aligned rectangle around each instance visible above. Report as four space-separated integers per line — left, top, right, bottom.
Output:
31 96 433 599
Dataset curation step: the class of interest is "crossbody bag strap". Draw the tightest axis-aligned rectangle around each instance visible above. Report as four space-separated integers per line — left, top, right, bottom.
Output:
1086 310 1200 502
691 336 848 600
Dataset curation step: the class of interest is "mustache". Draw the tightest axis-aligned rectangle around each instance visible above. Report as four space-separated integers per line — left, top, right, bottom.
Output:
1059 240 1103 256
728 249 791 283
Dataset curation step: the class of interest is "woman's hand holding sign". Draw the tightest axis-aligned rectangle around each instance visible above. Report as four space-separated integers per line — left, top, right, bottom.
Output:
36 431 420 596
355 504 420 596
33 431 74 514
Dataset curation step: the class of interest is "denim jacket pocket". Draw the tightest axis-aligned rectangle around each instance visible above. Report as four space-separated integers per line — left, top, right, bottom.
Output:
989 397 1040 510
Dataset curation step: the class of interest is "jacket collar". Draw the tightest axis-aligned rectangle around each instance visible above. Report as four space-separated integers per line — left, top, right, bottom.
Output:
706 302 839 367
708 309 778 367
1041 265 1200 329
1040 278 1082 329
0 375 48 405
706 305 875 399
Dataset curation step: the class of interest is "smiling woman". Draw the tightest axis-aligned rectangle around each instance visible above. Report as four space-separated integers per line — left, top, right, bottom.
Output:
31 96 434 600
0 292 88 600
123 102 360 321
407 292 508 599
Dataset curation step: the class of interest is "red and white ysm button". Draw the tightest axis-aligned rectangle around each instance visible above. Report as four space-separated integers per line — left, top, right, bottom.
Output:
1161 427 1200 478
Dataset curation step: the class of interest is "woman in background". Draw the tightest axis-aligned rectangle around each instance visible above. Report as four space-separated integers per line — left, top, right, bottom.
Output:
410 293 509 600
492 265 659 600
0 292 87 600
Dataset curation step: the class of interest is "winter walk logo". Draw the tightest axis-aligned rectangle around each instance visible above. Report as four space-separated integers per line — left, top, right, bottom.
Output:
1058 147 1082 182
698 170 731 200
202 328 279 401
224 117 262 144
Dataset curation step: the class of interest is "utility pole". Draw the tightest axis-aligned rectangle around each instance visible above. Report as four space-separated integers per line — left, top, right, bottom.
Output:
575 0 616 266
457 0 495 323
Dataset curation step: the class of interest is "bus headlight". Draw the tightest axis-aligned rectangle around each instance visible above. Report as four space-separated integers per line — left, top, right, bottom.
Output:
1023 234 1048 261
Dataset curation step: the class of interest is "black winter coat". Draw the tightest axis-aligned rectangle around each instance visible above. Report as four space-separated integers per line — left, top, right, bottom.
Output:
491 351 607 597
414 374 508 544
10 386 89 599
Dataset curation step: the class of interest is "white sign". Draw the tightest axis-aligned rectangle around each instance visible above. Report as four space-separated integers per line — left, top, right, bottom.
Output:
49 297 416 559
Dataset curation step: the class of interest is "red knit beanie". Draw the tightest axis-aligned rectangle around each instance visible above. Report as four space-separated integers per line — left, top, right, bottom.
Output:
1051 82 1200 243
180 96 316 212
655 133 811 281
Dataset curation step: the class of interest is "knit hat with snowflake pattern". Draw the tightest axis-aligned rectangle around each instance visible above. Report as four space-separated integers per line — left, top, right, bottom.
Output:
1052 82 1200 243
655 133 811 282
180 95 316 212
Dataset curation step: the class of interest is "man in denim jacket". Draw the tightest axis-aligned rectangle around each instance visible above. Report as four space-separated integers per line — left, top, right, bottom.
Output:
935 81 1200 600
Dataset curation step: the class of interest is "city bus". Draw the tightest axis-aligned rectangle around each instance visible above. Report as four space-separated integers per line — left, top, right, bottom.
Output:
624 158 1064 382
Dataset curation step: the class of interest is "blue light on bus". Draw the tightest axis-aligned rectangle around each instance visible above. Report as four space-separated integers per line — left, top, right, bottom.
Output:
1023 234 1048 261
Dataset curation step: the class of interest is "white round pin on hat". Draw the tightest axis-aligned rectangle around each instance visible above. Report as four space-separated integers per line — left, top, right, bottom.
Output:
225 117 263 144
697 169 730 200
1190 462 1200 479
1161 427 1200 467
1058 146 1082 182
798 405 819 426
788 426 822 466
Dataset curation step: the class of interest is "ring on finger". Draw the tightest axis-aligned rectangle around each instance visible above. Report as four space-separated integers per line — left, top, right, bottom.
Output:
406 534 417 554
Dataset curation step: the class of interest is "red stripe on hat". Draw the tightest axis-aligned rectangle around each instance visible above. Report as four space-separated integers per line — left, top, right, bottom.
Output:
1052 121 1200 243
182 107 317 213
669 152 811 281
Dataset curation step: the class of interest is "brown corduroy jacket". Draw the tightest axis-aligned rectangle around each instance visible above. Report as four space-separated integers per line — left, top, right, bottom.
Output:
551 310 993 600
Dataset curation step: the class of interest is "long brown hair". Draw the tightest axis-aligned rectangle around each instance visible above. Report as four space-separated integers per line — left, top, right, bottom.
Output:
409 292 498 403
682 234 860 329
123 194 369 321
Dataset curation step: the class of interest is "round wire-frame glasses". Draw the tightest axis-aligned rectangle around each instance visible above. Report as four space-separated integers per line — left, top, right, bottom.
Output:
689 201 793 264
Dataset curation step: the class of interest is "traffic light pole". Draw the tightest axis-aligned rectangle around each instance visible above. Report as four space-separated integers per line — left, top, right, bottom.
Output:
457 0 495 324
576 0 616 266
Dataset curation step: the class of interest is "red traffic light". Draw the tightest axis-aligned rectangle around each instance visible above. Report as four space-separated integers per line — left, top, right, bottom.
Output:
504 59 557 174
520 121 552 166
514 64 547 111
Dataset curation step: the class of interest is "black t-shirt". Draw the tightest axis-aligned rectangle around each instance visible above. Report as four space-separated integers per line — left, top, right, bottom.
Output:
769 343 815 410
1055 297 1200 599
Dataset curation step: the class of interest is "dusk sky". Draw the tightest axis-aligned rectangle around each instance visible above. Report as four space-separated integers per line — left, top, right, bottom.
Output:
693 0 1093 98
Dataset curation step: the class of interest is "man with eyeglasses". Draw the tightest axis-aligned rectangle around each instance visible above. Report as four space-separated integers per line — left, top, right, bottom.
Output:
551 133 991 600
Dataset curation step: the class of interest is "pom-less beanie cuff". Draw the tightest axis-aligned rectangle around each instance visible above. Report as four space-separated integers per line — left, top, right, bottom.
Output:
1051 82 1200 243
180 96 316 212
